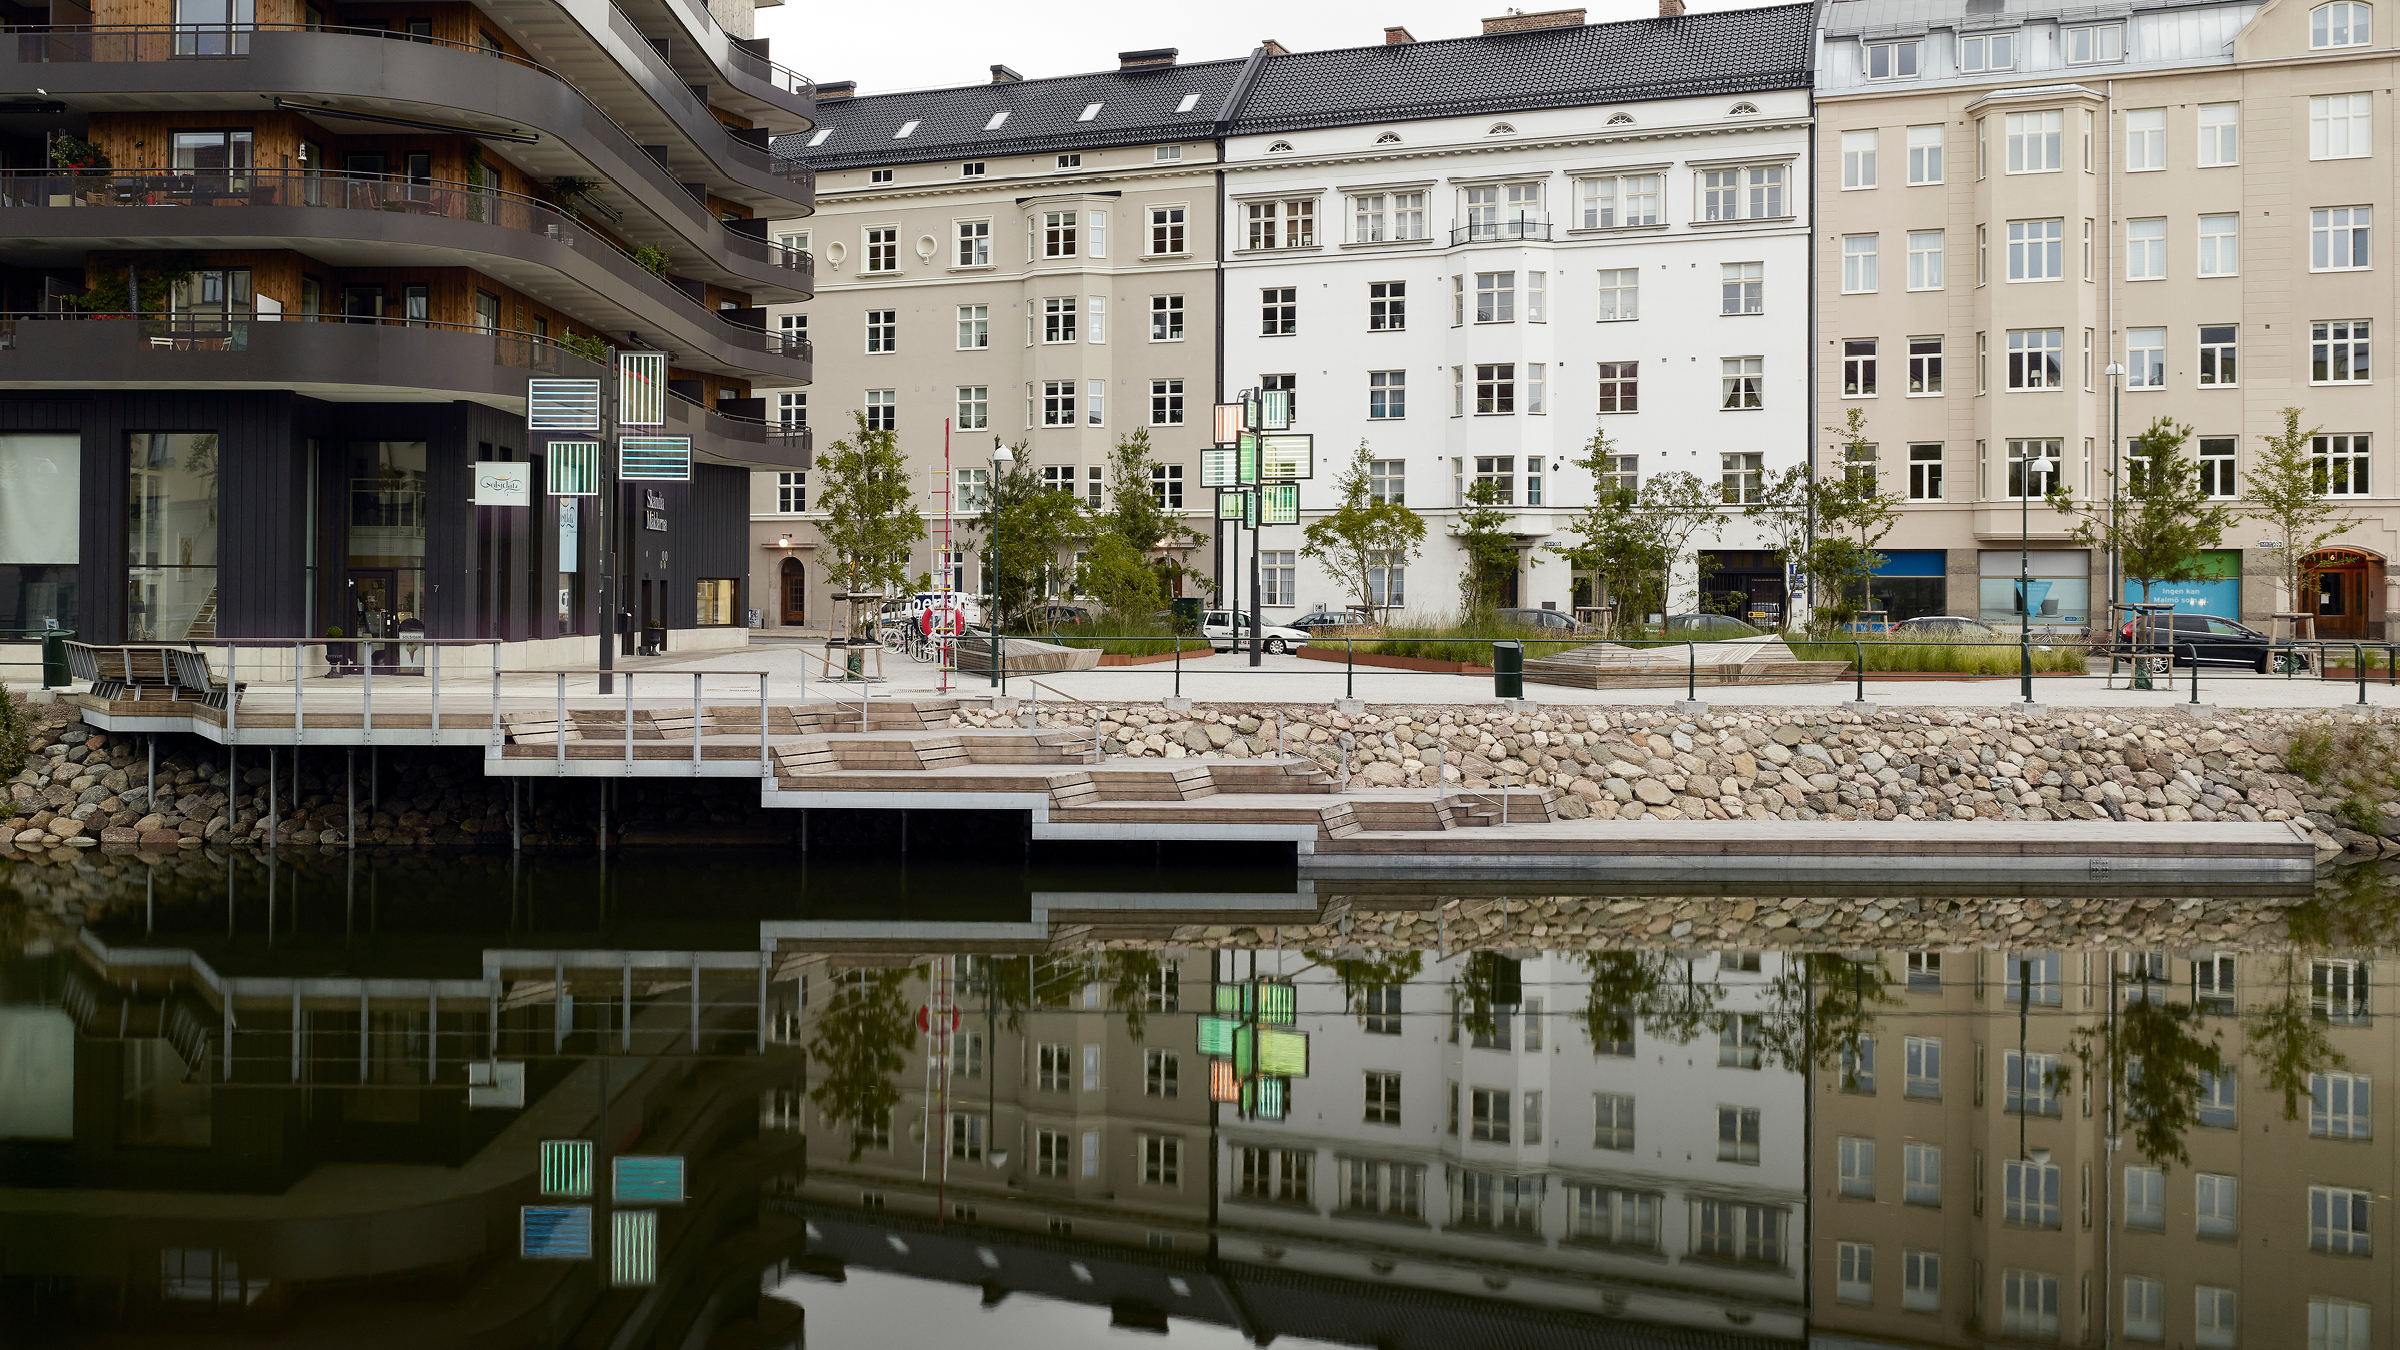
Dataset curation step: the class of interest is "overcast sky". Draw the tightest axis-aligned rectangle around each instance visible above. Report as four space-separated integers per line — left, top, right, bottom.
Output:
755 0 1784 98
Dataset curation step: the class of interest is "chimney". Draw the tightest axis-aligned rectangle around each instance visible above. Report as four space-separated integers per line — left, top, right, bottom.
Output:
1658 0 1685 14
1261 37 1291 55
1118 47 1177 69
1480 7 1587 35
816 79 856 100
1384 25 1416 43
989 63 1022 83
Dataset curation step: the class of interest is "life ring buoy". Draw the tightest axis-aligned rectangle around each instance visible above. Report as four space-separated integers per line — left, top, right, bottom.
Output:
920 606 965 637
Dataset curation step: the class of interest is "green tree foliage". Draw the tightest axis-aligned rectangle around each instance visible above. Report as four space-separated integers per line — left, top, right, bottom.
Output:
805 969 915 1162
815 412 926 632
1454 477 1521 612
972 447 1084 629
1092 429 1187 567
1075 535 1162 622
73 251 204 316
2246 406 2357 615
0 681 28 781
2248 954 2352 1123
1757 409 1904 629
2046 414 2238 610
1577 950 1725 1050
1302 442 1426 621
1551 432 1726 625
1756 954 1900 1075
2070 984 2227 1170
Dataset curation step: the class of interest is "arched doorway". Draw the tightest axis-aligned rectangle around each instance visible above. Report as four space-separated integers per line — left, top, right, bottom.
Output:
779 557 806 626
2305 548 2384 640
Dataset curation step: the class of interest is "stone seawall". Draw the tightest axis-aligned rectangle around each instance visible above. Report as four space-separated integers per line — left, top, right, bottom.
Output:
951 701 2397 862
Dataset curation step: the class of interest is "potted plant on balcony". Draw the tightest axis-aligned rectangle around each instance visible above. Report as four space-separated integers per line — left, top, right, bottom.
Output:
323 625 356 677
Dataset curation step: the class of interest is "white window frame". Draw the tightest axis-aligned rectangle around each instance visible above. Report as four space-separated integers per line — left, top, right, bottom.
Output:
1907 231 1944 290
2311 94 2372 160
2199 103 2239 166
1863 39 1921 79
2125 217 2166 281
2314 1 2374 48
955 218 991 268
2009 218 2065 281
2312 319 2371 383
956 304 988 350
1697 163 1789 221
1147 204 1188 256
2004 111 2063 174
1842 235 1879 293
1575 173 1662 229
1908 337 1944 397
1958 31 2013 71
2198 214 2239 276
1842 129 1879 189
2126 107 2165 171
2063 22 2124 63
1150 294 1185 343
1907 124 1944 184
2311 206 2372 271
1598 268 1639 321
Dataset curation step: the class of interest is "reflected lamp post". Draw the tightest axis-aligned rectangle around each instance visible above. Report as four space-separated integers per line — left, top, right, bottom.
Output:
987 440 1012 688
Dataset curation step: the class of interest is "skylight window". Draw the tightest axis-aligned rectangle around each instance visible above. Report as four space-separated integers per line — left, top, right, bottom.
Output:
808 128 833 146
1079 102 1104 121
894 120 919 139
985 110 1010 130
1176 93 1200 113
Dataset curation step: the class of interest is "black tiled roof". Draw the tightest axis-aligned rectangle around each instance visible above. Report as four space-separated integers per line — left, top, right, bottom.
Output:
1230 4 1817 136
774 56 1257 170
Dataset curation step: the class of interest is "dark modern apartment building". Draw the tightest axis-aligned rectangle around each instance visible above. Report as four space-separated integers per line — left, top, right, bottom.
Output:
0 0 815 653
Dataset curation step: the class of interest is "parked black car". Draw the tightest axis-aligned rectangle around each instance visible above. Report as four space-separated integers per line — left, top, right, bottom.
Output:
1662 613 1766 641
1494 607 1594 635
2106 613 2310 672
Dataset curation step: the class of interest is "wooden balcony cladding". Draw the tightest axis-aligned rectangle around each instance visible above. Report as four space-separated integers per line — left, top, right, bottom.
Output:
76 248 601 344
80 110 547 200
87 0 534 65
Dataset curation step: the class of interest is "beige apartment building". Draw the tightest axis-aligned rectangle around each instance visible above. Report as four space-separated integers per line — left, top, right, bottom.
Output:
1812 946 2392 1348
747 55 1240 629
1817 0 2400 639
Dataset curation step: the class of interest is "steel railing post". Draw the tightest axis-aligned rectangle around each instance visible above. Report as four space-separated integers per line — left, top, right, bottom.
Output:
1855 640 1865 703
2187 644 2199 704
489 667 501 752
2358 643 2368 706
430 644 442 742
759 672 771 779
1687 642 1696 702
624 669 635 766
1174 632 1182 699
555 673 566 770
224 640 238 745
692 671 703 774
362 640 373 740
293 641 303 738
1347 637 1355 701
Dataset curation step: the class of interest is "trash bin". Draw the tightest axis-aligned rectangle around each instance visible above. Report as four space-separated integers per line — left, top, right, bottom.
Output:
40 629 71 689
1492 640 1524 700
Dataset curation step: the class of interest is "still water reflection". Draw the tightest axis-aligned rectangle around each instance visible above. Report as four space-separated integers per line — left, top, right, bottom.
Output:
0 850 2391 1349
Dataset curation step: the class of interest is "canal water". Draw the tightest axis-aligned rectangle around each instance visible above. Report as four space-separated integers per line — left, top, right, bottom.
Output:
0 849 2390 1349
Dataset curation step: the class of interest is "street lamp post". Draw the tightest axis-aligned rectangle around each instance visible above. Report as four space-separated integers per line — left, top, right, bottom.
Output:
987 440 1012 689
2020 442 2036 703
2104 363 2126 620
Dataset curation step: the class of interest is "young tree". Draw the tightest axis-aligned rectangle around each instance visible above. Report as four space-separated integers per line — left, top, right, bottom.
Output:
814 411 925 634
1802 408 1905 628
1301 441 1426 621
1547 427 1721 629
1075 534 1163 621
1641 470 1728 614
970 447 1084 629
1454 476 1522 612
2045 415 2238 623
2246 406 2356 619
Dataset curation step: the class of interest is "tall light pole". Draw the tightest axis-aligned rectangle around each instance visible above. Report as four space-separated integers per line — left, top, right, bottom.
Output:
2104 362 2126 628
987 440 1012 688
2019 440 2036 704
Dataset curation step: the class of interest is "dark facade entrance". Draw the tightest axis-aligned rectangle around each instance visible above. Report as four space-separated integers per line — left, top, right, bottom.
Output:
1701 550 1789 626
780 557 806 625
0 390 749 645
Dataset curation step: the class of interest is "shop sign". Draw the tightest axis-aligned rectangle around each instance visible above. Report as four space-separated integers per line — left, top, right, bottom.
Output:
474 461 533 507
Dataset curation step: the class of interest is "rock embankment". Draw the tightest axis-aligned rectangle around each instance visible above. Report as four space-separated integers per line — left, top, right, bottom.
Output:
951 702 2393 860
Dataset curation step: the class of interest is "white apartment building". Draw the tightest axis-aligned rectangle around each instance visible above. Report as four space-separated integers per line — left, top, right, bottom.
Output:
1218 5 1818 623
1219 949 1808 1339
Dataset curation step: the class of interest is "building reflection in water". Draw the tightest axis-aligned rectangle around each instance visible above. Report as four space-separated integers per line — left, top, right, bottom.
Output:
0 849 2389 1348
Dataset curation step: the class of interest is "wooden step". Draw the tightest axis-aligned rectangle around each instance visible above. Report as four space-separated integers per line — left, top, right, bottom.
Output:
1349 800 1448 832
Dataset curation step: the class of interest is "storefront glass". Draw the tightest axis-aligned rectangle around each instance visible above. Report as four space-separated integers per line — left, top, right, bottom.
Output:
126 433 219 641
0 434 80 632
1978 549 2089 631
345 442 428 651
2120 550 2241 618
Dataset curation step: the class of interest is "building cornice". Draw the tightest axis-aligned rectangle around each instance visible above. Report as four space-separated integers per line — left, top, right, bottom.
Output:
1219 117 1814 181
806 163 1221 212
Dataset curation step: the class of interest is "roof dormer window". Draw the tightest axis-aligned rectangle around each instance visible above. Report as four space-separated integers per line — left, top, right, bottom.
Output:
984 110 1010 130
2061 22 2123 63
1078 102 1104 121
894 120 919 139
807 128 833 146
1176 93 1200 113
1959 31 2015 71
2314 1 2372 47
1863 39 1920 80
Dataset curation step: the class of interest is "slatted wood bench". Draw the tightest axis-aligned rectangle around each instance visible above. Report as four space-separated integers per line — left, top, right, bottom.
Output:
63 642 177 701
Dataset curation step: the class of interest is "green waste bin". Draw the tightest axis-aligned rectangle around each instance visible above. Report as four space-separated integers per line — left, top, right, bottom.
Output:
1492 640 1524 700
40 629 72 689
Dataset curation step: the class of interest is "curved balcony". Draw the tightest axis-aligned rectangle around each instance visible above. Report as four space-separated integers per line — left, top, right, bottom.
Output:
6 24 814 292
0 313 808 470
1 170 811 382
1450 217 1555 245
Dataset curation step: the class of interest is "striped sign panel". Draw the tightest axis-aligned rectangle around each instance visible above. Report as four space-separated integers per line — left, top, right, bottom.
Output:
1260 482 1299 526
618 350 669 427
1258 433 1312 482
539 1139 593 1197
613 1155 686 1205
521 1205 592 1259
548 441 600 496
1215 489 1245 522
621 437 692 481
612 1209 657 1287
528 379 603 431
1200 445 1237 488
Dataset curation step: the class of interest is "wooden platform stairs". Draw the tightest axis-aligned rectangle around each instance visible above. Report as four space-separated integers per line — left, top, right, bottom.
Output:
492 697 1554 851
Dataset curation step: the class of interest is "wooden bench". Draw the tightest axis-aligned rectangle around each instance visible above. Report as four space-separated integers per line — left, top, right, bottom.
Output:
165 648 242 708
63 642 175 701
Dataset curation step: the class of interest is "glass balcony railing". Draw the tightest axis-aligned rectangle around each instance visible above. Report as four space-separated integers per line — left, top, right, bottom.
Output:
3 24 813 189
0 169 811 361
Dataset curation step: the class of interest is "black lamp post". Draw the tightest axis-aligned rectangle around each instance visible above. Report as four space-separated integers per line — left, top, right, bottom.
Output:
987 440 1011 688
